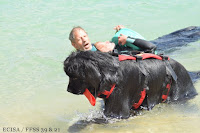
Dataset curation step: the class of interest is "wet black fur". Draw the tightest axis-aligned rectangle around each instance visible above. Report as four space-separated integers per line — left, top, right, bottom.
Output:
64 51 198 119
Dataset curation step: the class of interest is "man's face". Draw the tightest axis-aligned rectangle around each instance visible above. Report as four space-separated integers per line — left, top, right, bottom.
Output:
72 29 92 51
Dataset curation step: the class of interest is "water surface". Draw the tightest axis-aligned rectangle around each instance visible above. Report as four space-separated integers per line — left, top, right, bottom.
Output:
0 0 200 132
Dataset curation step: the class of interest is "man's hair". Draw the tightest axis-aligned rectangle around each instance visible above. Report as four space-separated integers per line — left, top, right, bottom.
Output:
69 26 87 42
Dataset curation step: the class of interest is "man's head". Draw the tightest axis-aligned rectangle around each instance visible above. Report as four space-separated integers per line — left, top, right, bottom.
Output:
69 26 92 51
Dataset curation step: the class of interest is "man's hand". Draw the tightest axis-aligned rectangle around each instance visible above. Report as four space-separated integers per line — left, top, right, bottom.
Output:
114 25 125 32
94 41 115 52
118 34 127 45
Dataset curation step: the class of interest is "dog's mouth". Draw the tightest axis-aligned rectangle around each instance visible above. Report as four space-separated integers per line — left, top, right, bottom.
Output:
67 88 85 95
67 87 96 106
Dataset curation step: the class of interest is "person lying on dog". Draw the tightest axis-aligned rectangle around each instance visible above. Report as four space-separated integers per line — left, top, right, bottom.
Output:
95 25 157 54
69 25 157 54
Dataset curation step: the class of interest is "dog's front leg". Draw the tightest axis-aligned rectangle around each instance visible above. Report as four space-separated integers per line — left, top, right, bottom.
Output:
103 97 130 119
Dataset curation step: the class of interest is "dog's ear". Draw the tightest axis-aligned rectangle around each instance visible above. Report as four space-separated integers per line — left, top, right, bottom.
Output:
64 52 86 79
85 51 120 92
83 59 102 88
99 69 119 92
64 51 102 89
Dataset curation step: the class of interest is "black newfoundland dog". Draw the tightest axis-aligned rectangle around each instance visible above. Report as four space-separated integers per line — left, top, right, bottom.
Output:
64 51 197 119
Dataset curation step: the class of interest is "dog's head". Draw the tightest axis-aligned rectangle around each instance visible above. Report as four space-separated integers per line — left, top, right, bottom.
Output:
64 51 119 96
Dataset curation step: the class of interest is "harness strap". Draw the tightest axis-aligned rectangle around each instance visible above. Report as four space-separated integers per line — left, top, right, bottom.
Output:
133 89 146 109
162 80 172 102
98 84 116 98
83 88 96 106
166 61 177 82
84 84 116 106
135 55 149 89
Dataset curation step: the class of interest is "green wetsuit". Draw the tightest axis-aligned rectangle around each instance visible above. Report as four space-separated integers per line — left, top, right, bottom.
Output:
111 28 157 54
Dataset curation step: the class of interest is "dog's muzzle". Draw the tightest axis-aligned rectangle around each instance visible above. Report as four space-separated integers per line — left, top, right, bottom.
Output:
67 87 84 95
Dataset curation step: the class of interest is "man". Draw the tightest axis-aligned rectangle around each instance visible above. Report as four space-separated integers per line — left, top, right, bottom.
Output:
69 26 115 52
69 25 156 54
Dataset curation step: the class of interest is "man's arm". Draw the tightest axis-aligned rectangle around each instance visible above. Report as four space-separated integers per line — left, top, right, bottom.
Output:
118 34 157 53
128 37 157 51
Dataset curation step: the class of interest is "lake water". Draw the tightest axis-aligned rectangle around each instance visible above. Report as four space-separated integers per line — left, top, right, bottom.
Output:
0 0 200 132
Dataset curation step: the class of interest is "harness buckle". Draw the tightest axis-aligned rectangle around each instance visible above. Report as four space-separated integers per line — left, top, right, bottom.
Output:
134 55 143 61
111 49 119 56
160 55 169 61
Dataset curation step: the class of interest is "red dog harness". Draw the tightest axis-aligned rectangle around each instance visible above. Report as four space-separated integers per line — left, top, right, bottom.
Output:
84 53 171 108
83 84 116 106
162 79 172 102
118 53 170 61
133 89 146 109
